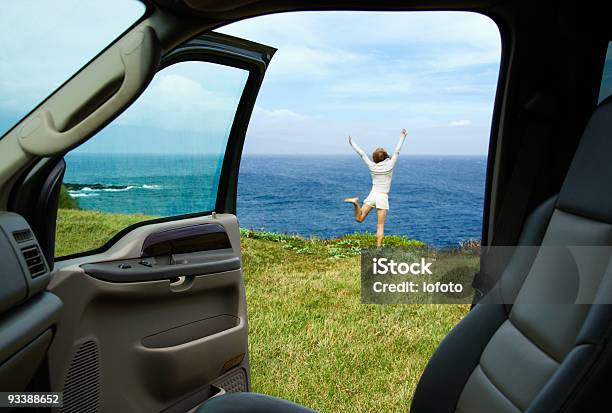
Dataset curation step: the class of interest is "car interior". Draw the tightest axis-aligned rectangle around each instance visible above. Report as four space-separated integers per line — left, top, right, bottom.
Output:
0 0 611 412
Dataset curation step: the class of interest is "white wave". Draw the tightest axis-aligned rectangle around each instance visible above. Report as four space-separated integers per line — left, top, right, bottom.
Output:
68 184 161 195
69 192 98 198
102 185 135 192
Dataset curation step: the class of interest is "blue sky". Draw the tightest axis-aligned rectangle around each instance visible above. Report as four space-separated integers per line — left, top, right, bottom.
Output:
220 12 501 155
0 0 145 135
0 4 501 156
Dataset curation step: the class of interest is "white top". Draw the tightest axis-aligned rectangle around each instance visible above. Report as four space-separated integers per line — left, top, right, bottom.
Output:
350 135 406 194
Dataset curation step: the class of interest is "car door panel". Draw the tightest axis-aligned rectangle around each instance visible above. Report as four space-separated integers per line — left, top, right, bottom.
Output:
49 214 249 412
39 30 275 412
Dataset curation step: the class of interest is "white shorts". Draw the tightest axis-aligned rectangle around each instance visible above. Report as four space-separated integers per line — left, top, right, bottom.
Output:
363 190 389 210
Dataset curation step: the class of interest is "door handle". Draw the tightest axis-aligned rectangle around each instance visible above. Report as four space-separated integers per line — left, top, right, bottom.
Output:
18 27 160 156
81 250 240 283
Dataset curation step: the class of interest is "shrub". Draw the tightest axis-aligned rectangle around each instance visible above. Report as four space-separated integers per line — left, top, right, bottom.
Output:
459 238 480 254
240 229 426 259
58 184 79 209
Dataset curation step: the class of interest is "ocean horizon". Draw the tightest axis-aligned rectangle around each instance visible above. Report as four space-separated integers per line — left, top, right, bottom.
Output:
64 153 487 247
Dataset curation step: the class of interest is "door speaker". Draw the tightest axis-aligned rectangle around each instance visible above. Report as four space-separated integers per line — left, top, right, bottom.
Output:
61 339 100 412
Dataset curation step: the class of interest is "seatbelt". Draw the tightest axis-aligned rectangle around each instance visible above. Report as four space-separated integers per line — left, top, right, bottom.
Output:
471 93 555 305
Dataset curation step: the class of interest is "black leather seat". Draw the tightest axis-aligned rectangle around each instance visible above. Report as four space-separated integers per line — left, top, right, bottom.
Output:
199 98 612 412
199 392 316 413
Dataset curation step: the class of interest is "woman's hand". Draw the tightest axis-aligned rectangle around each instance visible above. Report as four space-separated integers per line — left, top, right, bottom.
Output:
400 128 407 138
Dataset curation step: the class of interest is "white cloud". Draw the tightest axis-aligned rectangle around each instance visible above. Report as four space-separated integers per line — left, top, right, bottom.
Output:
253 106 309 120
328 74 414 96
219 11 501 74
450 119 472 127
444 85 483 93
425 49 500 71
265 45 368 80
116 72 241 133
109 57 250 135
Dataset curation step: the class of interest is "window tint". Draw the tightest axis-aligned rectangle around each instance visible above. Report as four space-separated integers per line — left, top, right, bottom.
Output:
0 0 145 138
56 61 249 257
599 42 612 103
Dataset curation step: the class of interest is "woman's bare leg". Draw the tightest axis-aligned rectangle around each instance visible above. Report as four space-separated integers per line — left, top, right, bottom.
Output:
376 209 388 247
356 203 374 222
344 197 373 222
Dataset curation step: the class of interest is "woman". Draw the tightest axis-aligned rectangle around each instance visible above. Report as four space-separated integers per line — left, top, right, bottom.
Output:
344 128 407 247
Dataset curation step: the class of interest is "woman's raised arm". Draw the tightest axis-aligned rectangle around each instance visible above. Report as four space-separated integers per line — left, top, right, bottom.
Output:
388 128 407 167
349 135 375 167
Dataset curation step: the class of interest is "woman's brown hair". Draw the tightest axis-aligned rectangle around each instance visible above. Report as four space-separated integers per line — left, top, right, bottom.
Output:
372 147 389 163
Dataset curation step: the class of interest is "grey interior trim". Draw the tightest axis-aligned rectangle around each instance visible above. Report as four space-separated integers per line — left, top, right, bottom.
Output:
17 26 161 157
0 212 52 311
0 292 62 365
0 330 53 392
0 224 28 313
142 315 240 348
81 249 240 283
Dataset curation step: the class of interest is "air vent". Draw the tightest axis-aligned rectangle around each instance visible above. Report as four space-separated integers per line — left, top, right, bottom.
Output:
12 229 32 243
61 340 100 413
20 245 46 278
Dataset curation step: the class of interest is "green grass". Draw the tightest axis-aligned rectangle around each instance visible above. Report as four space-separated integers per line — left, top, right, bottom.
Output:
56 208 468 412
56 209 154 257
58 184 79 209
240 228 426 259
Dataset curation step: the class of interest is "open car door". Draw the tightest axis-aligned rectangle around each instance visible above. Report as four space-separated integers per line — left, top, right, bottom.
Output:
27 32 276 413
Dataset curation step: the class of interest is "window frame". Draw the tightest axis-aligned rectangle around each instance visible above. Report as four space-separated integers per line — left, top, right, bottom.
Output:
598 42 612 103
54 32 274 261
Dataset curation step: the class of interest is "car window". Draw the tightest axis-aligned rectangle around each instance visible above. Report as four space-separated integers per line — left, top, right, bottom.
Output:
0 0 145 138
599 42 612 103
55 61 249 257
219 11 500 249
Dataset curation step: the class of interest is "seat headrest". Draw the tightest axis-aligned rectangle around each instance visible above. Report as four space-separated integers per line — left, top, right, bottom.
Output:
557 97 612 222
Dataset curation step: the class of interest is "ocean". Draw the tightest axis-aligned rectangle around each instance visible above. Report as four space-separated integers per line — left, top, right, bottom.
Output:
64 153 487 248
